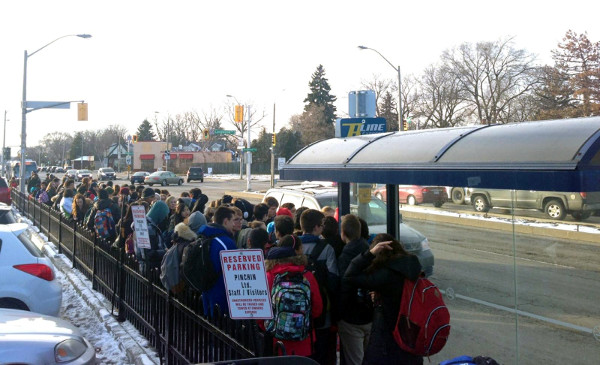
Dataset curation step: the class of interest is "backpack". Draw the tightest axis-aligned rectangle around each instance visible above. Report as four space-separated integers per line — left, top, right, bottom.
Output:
37 190 49 204
304 240 329 328
124 232 135 255
265 271 312 341
83 206 97 230
94 208 116 239
159 242 189 294
181 234 227 292
393 276 451 357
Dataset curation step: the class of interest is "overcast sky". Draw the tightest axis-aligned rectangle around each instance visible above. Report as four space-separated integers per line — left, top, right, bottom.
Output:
1 0 599 149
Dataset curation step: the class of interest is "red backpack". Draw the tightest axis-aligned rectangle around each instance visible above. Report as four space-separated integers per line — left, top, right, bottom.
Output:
393 277 450 357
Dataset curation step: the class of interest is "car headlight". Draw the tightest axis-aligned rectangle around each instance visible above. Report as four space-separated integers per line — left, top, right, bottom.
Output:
55 338 88 362
420 237 431 251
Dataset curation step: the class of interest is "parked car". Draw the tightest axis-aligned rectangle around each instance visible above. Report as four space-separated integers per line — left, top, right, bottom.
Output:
76 169 93 182
0 203 17 224
264 185 434 276
66 169 78 180
145 171 183 186
186 167 204 183
130 171 150 185
374 184 447 207
97 167 116 181
55 167 65 173
469 188 600 220
0 223 62 316
0 178 11 205
0 308 96 364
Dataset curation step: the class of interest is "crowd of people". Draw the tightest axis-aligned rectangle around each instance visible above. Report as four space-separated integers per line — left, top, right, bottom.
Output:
24 170 424 365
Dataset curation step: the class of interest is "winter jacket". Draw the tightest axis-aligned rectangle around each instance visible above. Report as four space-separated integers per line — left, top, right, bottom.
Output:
60 197 74 217
337 238 372 325
262 262 323 357
197 223 237 318
136 201 170 275
343 251 423 365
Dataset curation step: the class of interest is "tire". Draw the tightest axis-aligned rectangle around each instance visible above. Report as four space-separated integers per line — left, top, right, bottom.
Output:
433 201 444 208
178 179 183 186
407 195 417 206
375 193 383 201
200 178 204 183
0 298 29 311
571 211 591 221
472 195 490 212
148 183 153 186
451 188 465 204
161 180 167 186
544 199 566 220
187 179 192 183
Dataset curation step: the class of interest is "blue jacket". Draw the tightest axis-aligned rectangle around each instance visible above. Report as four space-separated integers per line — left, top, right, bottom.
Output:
197 223 236 318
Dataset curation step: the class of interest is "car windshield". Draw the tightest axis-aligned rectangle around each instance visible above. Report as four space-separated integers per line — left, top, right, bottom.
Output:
134 172 147 176
102 168 114 173
18 229 43 257
67 170 77 174
149 171 162 176
315 193 387 226
79 170 91 174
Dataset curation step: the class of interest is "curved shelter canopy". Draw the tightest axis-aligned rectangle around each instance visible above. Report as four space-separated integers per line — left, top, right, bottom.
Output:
280 117 600 192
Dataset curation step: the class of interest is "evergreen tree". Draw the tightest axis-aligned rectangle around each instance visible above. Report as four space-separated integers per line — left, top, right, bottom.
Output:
304 65 337 126
136 119 156 141
250 128 272 164
379 91 399 131
275 127 303 160
551 30 600 116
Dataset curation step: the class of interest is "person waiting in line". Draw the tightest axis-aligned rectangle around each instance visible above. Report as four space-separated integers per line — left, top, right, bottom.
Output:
59 189 75 219
197 205 238 318
247 227 269 252
293 206 309 236
336 214 372 365
321 206 335 218
71 193 92 223
168 198 190 232
136 200 169 277
262 196 279 225
261 234 323 357
343 233 423 365
321 216 344 258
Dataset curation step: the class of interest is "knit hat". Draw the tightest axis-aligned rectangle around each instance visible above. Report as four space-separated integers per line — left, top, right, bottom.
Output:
147 200 169 224
142 187 155 198
266 246 297 260
187 211 207 232
98 189 109 200
90 182 98 188
119 187 130 195
276 207 293 218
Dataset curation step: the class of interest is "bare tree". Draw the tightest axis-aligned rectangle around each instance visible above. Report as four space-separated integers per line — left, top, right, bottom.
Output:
416 64 471 128
225 102 266 148
290 104 334 146
360 74 394 115
442 38 538 124
40 132 73 165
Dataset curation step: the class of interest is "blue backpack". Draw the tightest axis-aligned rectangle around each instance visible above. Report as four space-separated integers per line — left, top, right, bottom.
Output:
265 271 312 341
94 208 116 239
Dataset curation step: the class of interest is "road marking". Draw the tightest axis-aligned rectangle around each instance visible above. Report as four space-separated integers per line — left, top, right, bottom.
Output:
470 248 576 269
442 289 594 335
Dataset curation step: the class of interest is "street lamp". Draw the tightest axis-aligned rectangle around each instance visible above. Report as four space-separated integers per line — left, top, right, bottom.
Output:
20 34 91 193
358 45 404 132
226 94 252 191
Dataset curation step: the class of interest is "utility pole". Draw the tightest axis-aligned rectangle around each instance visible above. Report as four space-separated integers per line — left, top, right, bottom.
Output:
2 111 7 176
246 106 252 192
270 103 275 188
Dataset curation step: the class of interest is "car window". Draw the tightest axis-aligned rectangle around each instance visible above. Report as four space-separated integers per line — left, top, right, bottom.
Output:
281 193 305 209
0 209 17 224
0 179 7 188
265 191 283 204
300 197 319 210
17 229 44 258
316 195 338 209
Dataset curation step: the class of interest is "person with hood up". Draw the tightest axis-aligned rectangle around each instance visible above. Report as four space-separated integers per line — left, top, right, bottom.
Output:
187 211 207 233
136 200 170 276
197 205 239 318
60 189 75 219
343 233 423 365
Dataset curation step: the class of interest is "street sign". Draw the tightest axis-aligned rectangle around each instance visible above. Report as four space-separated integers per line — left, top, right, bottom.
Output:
215 130 236 135
242 148 257 153
335 117 387 138
278 157 286 170
125 155 132 165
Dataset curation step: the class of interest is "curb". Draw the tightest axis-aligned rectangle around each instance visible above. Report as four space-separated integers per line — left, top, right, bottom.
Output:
46 245 160 365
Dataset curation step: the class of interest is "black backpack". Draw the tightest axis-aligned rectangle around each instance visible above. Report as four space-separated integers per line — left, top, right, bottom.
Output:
305 239 330 328
181 234 227 292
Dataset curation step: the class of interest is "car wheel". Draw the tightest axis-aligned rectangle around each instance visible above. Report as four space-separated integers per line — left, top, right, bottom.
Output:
161 180 167 186
433 201 444 208
0 298 29 311
187 179 192 183
148 183 153 186
178 179 183 186
571 211 591 221
201 178 204 183
407 195 417 206
375 192 383 201
545 199 566 220
451 188 465 204
472 195 490 212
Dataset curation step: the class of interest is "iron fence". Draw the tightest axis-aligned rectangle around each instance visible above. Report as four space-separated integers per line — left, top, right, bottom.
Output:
11 190 270 364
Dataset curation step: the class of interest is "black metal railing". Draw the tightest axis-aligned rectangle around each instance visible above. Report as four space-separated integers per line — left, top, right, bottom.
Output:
11 190 269 364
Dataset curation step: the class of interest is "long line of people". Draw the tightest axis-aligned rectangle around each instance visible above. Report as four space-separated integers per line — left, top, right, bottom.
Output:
25 170 424 364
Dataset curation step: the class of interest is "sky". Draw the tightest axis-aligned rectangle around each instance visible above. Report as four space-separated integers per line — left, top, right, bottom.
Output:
1 0 599 151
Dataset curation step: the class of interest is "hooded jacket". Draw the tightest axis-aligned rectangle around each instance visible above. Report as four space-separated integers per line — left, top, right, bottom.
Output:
136 201 170 276
343 251 423 365
197 223 237 318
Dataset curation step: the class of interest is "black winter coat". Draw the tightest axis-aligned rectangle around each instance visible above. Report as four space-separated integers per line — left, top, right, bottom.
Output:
343 251 423 365
337 238 372 325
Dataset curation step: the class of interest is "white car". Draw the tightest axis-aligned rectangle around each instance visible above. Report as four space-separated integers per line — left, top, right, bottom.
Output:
76 169 93 182
0 223 62 316
0 308 96 364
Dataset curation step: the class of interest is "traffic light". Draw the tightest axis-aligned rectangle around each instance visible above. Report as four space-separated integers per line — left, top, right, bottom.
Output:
234 105 244 123
132 135 138 143
203 129 210 140
272 134 276 146
403 119 408 131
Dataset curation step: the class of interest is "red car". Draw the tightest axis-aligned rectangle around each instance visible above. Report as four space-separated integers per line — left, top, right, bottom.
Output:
373 185 446 207
0 178 11 205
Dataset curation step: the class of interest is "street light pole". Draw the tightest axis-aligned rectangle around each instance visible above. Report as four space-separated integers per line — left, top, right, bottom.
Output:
270 103 275 188
226 95 245 180
2 111 7 176
358 45 403 132
20 34 91 193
